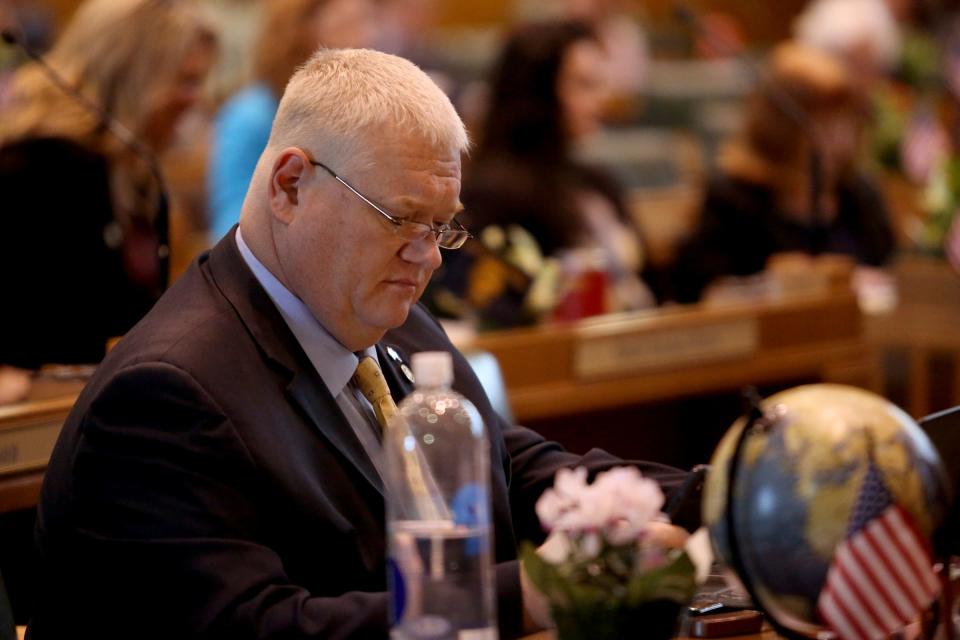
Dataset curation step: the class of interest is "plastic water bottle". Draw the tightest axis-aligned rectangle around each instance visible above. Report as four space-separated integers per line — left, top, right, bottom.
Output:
384 351 498 640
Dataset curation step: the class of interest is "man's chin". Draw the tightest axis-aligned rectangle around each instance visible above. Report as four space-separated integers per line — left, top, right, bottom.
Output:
371 303 414 333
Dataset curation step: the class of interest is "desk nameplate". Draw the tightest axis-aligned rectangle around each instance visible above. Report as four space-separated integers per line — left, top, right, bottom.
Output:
0 397 73 476
0 414 63 476
574 318 759 379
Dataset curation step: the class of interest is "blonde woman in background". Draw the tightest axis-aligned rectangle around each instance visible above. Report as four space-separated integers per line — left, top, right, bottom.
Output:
0 0 216 389
206 0 379 241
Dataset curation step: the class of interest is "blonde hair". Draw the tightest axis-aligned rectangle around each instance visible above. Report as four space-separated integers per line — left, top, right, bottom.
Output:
265 48 469 171
1 0 216 153
253 0 329 97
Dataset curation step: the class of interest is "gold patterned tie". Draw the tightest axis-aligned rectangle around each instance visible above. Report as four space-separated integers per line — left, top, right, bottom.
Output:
353 356 399 431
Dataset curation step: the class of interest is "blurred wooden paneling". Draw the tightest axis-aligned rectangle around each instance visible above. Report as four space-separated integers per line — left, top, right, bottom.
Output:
866 254 960 418
643 0 808 46
463 290 877 423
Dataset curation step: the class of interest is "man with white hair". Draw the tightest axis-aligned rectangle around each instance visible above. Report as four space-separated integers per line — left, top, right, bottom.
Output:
793 0 902 83
29 49 695 639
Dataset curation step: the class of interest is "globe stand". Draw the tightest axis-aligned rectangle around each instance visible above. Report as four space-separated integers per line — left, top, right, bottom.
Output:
721 388 820 640
933 556 956 640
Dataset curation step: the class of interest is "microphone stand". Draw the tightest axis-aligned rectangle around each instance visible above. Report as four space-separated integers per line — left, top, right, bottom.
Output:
673 3 826 255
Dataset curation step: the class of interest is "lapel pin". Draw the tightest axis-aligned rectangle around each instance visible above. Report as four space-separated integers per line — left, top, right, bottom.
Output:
400 363 415 384
386 346 403 363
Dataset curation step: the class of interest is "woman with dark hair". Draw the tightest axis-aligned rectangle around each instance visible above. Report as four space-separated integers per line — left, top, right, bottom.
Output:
432 20 654 327
671 42 896 303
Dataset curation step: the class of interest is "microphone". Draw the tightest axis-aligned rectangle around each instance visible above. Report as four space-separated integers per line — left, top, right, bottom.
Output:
672 2 826 255
2 27 170 284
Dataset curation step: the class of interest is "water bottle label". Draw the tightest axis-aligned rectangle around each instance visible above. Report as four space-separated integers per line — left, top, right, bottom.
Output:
451 483 489 557
388 557 407 622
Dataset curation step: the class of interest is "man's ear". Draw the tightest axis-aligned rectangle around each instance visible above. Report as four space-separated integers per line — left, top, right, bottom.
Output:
269 148 311 225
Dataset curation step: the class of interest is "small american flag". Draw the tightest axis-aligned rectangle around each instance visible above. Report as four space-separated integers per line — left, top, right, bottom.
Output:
817 462 940 640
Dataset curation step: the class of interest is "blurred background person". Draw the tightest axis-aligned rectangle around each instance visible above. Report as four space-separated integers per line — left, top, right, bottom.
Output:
793 0 903 88
429 20 656 328
560 0 650 101
514 0 650 118
671 42 896 304
206 0 379 242
0 0 216 387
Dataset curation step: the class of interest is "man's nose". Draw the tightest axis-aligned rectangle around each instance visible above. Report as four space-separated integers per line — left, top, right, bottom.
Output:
399 235 443 270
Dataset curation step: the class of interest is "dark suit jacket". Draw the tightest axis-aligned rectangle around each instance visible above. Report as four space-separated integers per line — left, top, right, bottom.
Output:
28 233 693 639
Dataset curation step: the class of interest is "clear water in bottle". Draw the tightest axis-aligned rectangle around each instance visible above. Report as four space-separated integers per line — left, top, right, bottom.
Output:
389 520 495 640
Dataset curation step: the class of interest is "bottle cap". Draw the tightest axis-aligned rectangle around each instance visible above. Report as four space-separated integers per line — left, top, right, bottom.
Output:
411 351 453 387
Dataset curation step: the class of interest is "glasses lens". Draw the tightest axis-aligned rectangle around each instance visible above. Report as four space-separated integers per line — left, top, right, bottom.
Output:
394 219 433 243
438 229 470 250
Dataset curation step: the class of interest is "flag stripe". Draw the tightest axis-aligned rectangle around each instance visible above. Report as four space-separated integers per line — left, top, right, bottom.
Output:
829 541 911 633
826 577 884 639
827 543 908 630
819 592 867 640
886 507 940 595
831 585 875 640
866 519 926 610
849 534 915 619
832 560 900 632
880 509 931 586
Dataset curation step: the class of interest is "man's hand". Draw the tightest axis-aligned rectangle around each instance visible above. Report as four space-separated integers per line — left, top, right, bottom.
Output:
644 521 689 549
520 548 553 632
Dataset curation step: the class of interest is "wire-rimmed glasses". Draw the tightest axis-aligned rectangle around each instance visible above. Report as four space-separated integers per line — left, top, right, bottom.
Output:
308 158 471 250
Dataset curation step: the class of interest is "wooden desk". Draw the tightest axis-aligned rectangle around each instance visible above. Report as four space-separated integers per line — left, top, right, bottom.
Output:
865 254 960 417
464 290 878 424
523 625 779 640
0 385 82 514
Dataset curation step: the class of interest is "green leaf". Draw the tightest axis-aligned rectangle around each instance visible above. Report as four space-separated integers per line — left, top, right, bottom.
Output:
520 542 578 607
521 542 697 615
625 551 697 607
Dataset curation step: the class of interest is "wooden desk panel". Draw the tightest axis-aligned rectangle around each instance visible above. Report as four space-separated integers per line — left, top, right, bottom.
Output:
466 292 877 423
865 255 960 417
0 393 77 514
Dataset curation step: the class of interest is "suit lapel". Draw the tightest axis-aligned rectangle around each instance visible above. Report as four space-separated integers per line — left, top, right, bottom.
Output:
206 230 384 497
286 371 384 495
377 342 416 404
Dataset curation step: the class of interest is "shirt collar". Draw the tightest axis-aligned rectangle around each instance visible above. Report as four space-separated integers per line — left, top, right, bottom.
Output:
235 228 376 396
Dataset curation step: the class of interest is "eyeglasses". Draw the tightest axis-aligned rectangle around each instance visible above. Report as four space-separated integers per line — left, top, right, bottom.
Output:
308 158 471 250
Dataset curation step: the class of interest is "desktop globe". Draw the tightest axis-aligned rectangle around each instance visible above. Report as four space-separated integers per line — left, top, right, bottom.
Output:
702 384 948 637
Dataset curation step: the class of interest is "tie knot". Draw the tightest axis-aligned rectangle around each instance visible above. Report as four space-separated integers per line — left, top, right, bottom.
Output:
354 356 391 404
